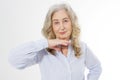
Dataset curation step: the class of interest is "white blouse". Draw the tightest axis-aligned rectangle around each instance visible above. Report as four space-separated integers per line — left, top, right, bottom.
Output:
8 39 102 80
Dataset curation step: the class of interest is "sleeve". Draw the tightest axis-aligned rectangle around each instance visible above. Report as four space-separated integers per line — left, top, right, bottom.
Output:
8 39 48 69
84 43 102 80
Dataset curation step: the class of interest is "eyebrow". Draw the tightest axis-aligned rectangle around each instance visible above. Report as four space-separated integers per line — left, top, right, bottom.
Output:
52 19 58 21
63 17 69 20
52 17 70 21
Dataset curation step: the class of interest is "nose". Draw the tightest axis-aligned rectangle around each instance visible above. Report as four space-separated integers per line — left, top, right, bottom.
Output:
59 22 65 30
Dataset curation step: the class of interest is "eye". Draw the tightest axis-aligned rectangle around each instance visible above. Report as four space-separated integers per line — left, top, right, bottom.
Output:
63 19 69 23
53 21 59 25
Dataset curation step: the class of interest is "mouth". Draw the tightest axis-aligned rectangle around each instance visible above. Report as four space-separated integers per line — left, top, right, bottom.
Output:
59 31 66 35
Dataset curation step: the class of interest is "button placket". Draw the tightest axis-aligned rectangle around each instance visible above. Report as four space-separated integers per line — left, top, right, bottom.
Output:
64 57 72 80
57 51 72 80
56 45 74 80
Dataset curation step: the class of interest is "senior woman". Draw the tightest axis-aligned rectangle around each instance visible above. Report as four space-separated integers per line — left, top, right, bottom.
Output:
9 3 102 80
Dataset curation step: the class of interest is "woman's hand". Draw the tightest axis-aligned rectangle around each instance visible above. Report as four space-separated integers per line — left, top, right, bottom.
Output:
48 39 70 51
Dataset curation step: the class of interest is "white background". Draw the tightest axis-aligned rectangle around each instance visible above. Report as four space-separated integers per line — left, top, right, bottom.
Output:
0 0 120 80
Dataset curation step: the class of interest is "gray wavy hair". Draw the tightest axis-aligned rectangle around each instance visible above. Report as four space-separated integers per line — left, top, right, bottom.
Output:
42 3 81 58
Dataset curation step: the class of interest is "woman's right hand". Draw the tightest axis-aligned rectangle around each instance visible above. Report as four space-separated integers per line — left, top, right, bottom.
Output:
48 39 70 51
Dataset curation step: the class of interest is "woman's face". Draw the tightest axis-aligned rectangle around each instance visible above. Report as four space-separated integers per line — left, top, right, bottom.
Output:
52 9 72 40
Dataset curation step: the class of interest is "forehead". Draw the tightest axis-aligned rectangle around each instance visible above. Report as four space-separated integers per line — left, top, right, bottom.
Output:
52 9 69 21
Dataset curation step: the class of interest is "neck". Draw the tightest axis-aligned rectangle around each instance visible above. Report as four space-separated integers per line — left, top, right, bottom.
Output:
61 46 68 57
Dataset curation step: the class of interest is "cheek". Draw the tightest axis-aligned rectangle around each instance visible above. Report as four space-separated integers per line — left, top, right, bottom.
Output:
69 28 72 35
68 26 72 36
53 27 59 35
66 22 72 30
53 25 59 31
67 25 72 32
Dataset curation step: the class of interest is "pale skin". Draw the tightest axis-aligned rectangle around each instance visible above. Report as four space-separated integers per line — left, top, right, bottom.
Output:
48 9 72 57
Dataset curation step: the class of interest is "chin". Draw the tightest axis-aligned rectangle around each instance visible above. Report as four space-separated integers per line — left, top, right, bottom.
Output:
59 37 69 40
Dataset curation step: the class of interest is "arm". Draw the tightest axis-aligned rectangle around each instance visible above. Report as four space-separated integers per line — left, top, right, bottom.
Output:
8 39 69 69
8 39 48 69
84 43 102 80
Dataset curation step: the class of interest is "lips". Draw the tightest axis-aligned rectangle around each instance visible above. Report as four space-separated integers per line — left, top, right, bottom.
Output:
59 31 66 34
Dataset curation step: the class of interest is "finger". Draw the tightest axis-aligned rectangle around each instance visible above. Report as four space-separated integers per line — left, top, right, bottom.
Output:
54 47 61 51
59 40 70 46
54 39 71 47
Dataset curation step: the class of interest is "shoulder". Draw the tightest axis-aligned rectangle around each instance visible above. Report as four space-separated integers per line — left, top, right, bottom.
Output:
79 41 87 49
79 41 88 55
